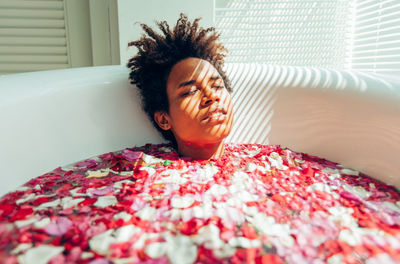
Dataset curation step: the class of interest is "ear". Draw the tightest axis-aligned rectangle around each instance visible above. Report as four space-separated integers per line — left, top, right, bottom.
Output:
154 111 171 130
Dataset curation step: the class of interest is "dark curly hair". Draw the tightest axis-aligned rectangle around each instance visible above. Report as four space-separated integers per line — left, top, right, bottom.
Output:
127 13 231 145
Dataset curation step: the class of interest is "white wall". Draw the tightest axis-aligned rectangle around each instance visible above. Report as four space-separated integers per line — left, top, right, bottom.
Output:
117 0 214 65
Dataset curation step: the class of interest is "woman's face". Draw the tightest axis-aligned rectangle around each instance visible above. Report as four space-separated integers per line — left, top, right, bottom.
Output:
156 57 233 147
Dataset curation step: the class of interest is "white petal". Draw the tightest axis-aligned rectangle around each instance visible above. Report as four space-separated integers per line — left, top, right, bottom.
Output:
228 237 261 248
132 232 160 249
191 204 213 219
17 245 64 264
136 206 157 221
16 194 36 205
171 195 195 209
246 149 261 157
117 171 134 177
157 169 188 185
239 191 259 202
340 168 359 176
142 153 163 164
165 235 197 264
61 197 84 209
112 257 137 264
366 254 398 264
226 197 243 207
338 229 362 246
327 254 343 264
307 183 337 194
69 187 85 197
114 180 135 189
94 196 118 208
113 212 133 222
89 229 115 255
328 207 358 228
10 243 32 255
195 165 219 183
164 208 182 221
81 252 94 259
383 201 400 213
343 185 371 199
15 217 38 228
86 169 109 178
36 199 60 210
15 186 30 192
33 217 51 229
114 225 141 243
159 147 173 152
245 162 258 172
206 184 228 197
213 243 236 259
192 224 223 249
328 173 341 180
145 242 168 258
280 234 295 247
268 152 288 170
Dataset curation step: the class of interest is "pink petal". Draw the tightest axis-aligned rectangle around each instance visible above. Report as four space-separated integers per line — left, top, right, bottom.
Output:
75 159 97 167
89 259 110 264
122 150 143 161
88 186 114 196
45 217 72 236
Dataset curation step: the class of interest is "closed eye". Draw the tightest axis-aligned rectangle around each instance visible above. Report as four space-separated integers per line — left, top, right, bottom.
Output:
181 88 198 97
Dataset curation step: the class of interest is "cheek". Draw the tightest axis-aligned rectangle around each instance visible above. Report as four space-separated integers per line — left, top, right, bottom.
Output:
222 92 233 111
224 94 234 128
176 97 200 119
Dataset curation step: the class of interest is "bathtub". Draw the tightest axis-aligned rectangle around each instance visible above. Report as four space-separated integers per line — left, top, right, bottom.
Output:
0 64 399 196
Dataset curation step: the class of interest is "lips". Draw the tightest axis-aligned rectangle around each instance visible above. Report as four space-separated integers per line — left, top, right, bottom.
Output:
202 108 228 121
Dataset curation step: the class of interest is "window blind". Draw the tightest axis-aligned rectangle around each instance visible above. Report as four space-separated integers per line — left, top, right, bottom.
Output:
0 0 69 75
351 0 400 75
215 0 354 68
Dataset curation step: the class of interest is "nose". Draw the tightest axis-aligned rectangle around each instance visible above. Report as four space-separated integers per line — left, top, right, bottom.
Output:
200 87 220 107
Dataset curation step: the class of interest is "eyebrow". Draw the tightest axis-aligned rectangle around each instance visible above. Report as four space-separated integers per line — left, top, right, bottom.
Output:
178 80 196 88
178 75 221 88
210 76 221 81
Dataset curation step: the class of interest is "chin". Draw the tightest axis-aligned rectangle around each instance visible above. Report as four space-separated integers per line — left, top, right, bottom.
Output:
204 130 232 143
206 124 232 140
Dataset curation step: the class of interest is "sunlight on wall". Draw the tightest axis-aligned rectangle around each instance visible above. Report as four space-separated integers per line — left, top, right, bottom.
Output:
215 0 354 68
214 0 400 75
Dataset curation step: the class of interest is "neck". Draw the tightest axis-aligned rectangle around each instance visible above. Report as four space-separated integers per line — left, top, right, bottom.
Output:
177 140 225 160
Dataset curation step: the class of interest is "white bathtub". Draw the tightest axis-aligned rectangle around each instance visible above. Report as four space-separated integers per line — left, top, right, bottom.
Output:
1 64 399 196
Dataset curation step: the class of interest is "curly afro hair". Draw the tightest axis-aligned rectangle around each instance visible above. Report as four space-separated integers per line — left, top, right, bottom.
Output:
127 13 231 145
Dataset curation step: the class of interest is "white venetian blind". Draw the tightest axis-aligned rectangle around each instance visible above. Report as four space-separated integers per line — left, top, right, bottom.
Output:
351 0 400 75
0 0 69 75
215 0 354 68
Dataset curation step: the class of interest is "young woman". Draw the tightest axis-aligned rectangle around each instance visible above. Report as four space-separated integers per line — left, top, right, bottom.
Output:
127 14 233 160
